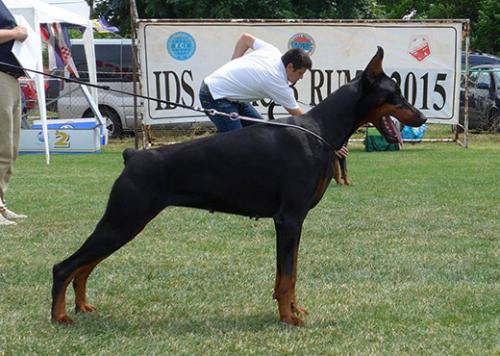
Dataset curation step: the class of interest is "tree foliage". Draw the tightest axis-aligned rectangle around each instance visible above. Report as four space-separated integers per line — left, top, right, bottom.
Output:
89 0 498 54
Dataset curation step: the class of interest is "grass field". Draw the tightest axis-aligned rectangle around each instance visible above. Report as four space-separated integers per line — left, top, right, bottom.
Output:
0 128 499 354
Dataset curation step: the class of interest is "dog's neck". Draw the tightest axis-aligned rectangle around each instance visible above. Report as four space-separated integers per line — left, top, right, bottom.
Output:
304 79 364 149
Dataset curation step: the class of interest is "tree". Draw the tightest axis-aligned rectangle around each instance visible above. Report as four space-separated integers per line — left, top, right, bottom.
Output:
473 0 499 53
378 0 498 54
90 0 497 55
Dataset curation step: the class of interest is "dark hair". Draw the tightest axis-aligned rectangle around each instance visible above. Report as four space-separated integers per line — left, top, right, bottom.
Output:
281 48 312 71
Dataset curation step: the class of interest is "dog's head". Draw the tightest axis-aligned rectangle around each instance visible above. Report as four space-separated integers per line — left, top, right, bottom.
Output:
357 47 427 144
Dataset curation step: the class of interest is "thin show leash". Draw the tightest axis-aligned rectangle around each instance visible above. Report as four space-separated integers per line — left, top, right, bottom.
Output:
0 61 336 152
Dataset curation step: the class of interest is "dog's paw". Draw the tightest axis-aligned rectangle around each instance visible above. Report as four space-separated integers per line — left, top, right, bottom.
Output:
52 313 74 324
75 303 96 313
292 304 309 317
280 316 304 326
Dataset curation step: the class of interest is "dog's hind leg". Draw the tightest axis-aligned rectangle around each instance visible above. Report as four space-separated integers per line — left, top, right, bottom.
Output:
339 157 350 185
51 175 165 324
333 158 341 184
273 213 306 326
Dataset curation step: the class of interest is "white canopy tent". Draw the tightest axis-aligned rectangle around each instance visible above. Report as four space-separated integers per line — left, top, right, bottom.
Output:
45 0 90 19
5 0 98 163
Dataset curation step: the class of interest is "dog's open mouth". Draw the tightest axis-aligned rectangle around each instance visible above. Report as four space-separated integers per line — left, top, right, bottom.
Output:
379 115 403 144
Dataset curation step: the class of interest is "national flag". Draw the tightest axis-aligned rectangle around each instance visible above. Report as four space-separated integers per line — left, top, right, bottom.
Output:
92 16 119 33
40 23 79 78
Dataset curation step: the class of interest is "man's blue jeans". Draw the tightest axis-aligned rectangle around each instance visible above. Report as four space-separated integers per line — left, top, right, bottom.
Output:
199 81 263 132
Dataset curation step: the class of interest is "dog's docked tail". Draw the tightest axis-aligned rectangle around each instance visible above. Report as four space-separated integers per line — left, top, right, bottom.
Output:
122 148 138 165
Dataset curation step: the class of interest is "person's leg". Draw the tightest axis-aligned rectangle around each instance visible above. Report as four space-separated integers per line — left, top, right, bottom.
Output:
12 82 21 166
199 83 243 132
3 79 21 191
238 102 264 128
0 73 26 222
0 73 19 224
0 73 16 204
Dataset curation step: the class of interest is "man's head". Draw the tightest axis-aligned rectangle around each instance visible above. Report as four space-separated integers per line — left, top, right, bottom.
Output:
281 48 312 84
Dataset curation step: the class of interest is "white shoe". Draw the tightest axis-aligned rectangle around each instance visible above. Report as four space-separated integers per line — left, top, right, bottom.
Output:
0 213 16 225
0 207 27 220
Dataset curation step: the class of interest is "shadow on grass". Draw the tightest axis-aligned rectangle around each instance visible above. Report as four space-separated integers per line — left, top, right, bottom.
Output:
55 309 337 335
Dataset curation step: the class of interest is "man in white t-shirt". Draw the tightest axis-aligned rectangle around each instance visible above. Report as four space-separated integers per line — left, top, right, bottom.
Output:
199 33 311 132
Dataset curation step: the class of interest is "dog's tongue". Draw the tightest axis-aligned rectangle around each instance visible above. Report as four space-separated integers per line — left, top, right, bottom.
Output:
382 116 403 145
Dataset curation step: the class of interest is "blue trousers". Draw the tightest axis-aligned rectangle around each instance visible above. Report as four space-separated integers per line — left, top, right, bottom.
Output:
199 81 263 132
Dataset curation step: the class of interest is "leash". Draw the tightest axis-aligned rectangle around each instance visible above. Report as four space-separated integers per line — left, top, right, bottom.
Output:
1 61 336 152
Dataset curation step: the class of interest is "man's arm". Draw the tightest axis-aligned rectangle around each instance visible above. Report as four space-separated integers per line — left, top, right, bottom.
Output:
285 107 304 116
231 33 256 60
0 26 28 45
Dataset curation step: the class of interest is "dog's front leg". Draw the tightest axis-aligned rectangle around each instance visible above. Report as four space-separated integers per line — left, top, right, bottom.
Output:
273 214 306 326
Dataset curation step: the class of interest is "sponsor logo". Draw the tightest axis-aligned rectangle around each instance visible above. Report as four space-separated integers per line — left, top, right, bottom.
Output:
408 35 431 62
37 131 45 144
288 33 316 55
167 32 196 61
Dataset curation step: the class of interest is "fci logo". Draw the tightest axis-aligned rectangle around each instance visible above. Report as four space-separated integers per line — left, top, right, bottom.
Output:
167 32 196 61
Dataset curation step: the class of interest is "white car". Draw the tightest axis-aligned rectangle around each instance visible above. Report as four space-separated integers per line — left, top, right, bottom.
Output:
57 39 135 138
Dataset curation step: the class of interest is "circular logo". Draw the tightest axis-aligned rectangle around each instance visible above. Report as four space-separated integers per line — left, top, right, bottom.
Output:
288 33 316 55
167 32 196 61
37 131 45 143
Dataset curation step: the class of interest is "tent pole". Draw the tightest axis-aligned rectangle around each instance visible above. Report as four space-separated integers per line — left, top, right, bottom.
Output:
33 12 50 164
463 20 470 149
130 0 141 149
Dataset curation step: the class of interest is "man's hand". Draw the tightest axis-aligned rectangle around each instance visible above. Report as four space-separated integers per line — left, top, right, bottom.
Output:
13 26 28 42
0 26 28 45
335 146 349 159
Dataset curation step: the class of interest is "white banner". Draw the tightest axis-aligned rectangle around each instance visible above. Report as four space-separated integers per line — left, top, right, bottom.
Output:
138 21 463 125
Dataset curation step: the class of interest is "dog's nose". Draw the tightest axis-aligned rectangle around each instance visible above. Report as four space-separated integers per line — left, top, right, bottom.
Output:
418 112 427 124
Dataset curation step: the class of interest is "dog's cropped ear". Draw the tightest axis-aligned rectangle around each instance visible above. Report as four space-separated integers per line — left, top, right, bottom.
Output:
363 46 384 84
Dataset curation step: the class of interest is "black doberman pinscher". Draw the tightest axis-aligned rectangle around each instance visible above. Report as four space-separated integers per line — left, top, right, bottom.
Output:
51 47 426 326
268 102 351 185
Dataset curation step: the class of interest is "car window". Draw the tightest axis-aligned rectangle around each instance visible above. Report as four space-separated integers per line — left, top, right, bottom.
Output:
474 56 491 66
71 43 125 82
477 72 491 89
467 71 479 87
462 53 500 67
493 70 500 89
121 44 133 82
71 44 88 80
94 44 122 82
488 57 500 64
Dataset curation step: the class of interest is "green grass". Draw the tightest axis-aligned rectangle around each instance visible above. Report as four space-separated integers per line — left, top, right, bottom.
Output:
0 129 499 355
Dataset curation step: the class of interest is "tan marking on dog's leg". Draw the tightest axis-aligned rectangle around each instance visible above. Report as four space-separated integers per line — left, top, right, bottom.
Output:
342 170 351 185
290 249 308 318
333 158 341 184
74 259 103 313
52 274 77 324
275 275 298 325
273 271 281 300
275 245 304 326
